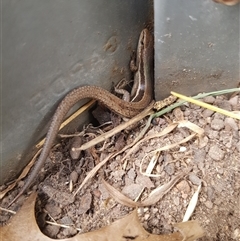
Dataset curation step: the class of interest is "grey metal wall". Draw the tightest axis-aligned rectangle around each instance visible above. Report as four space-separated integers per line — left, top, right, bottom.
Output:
155 0 239 99
1 0 152 184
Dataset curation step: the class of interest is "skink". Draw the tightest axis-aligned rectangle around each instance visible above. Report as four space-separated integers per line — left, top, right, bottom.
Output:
9 28 154 206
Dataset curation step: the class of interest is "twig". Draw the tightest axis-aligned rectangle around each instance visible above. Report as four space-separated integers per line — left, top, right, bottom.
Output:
74 102 155 151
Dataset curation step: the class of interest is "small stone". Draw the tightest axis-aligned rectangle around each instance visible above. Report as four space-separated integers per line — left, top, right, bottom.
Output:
176 180 190 194
213 112 225 120
198 136 209 148
232 228 240 240
70 171 78 184
225 118 239 131
207 130 219 139
217 100 232 111
182 193 188 199
173 196 179 205
198 118 207 126
111 170 125 181
152 208 159 214
125 176 134 186
98 183 110 199
44 224 60 238
122 183 142 200
208 145 225 161
228 95 238 106
164 163 175 175
144 213 150 220
41 185 75 206
92 188 101 198
164 153 173 162
136 174 154 189
202 109 214 118
45 203 62 218
203 96 215 104
127 168 136 180
188 173 201 185
206 187 214 200
204 200 213 209
109 161 118 171
60 216 73 225
193 149 206 163
62 227 78 237
149 217 159 226
211 118 225 131
214 198 222 205
78 191 92 214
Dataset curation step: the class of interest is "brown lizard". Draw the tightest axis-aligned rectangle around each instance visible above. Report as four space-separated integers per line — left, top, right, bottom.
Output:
8 28 154 206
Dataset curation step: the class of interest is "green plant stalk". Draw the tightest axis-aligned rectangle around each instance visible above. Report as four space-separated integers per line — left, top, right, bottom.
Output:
153 88 240 118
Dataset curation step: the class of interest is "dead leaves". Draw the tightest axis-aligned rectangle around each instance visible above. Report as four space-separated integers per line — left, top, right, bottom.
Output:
0 192 204 241
102 169 190 207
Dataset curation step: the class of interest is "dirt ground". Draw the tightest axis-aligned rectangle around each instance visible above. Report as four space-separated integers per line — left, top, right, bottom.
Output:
1 93 240 241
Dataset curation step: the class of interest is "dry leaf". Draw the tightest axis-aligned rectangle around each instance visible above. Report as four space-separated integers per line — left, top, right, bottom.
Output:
0 149 42 199
177 120 204 136
0 192 204 241
183 183 202 222
142 169 190 206
102 169 190 207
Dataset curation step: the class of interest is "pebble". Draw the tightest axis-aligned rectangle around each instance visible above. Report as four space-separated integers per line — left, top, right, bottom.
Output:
207 130 219 139
45 203 62 217
61 227 78 237
232 228 240 240
70 171 78 184
78 192 92 214
125 176 134 186
202 109 214 118
42 185 75 206
149 217 159 226
164 163 175 175
208 145 225 161
217 100 232 111
60 216 73 225
228 96 238 106
111 170 125 181
164 153 173 162
211 118 225 131
151 208 159 214
176 180 190 194
122 183 142 200
127 168 136 180
173 196 179 206
213 112 225 120
204 200 213 209
182 193 188 199
188 173 201 185
225 118 239 131
45 225 60 237
109 161 118 171
203 96 215 104
136 174 154 189
144 213 150 220
206 187 214 200
198 136 209 149
193 149 206 163
98 183 110 200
